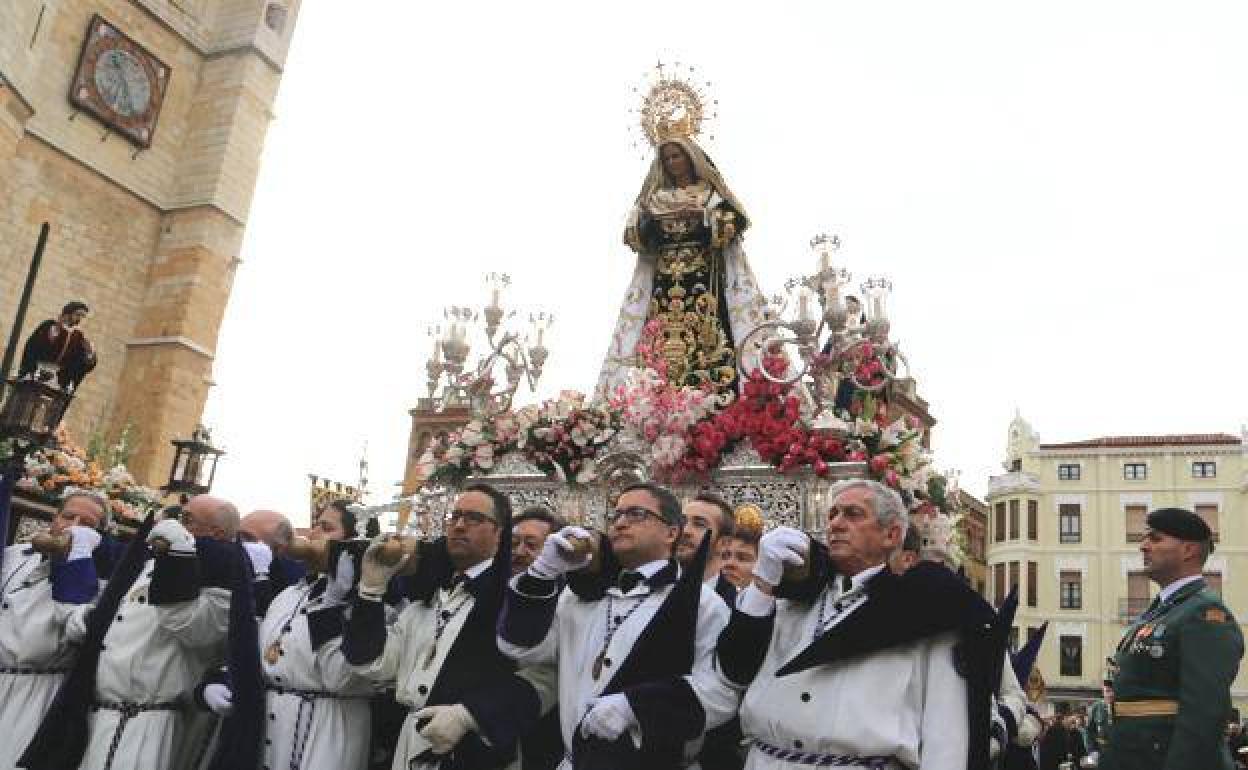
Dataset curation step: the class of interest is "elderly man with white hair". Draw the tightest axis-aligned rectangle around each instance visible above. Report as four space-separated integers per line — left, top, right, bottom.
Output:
24 494 243 770
0 492 108 770
714 478 1003 770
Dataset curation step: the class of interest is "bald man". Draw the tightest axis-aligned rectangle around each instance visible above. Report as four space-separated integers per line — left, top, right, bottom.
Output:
67 494 240 770
240 509 294 555
240 509 301 615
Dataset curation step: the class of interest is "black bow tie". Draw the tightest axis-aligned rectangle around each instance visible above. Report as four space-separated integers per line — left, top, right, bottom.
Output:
616 570 645 594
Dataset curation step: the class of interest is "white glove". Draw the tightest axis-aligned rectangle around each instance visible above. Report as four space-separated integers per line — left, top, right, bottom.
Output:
528 526 593 580
752 526 809 586
324 550 355 605
414 703 478 755
243 541 273 578
147 519 196 555
66 525 102 561
358 536 407 602
580 693 637 742
203 683 233 716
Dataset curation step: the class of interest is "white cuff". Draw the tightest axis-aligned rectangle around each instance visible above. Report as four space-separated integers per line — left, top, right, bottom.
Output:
735 583 776 617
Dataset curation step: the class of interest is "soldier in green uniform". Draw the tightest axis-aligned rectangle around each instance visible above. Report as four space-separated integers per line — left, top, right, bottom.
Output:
1101 507 1244 770
1085 680 1114 757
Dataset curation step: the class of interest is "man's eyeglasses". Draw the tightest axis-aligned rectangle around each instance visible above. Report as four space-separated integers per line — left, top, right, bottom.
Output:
606 506 665 527
444 509 494 527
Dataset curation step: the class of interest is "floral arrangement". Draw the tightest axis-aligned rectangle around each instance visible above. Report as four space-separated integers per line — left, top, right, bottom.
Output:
423 320 954 540
14 428 162 524
424 390 620 485
609 324 733 481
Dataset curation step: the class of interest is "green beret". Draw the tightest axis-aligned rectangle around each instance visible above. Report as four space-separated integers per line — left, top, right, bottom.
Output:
1147 507 1213 544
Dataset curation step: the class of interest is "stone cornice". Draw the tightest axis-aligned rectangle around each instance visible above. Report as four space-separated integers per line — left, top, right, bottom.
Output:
0 71 36 121
126 335 215 359
129 0 287 75
1032 447 1243 460
21 131 246 227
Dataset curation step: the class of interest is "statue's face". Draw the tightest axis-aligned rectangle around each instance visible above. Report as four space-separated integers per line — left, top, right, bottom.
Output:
661 143 694 183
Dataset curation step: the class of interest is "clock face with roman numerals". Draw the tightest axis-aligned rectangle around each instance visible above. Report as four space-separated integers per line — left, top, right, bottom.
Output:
69 15 170 148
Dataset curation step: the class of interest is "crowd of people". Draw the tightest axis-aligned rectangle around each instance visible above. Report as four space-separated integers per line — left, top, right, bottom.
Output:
0 477 1241 769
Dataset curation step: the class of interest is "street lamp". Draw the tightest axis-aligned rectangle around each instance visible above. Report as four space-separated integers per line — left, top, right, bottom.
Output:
0 372 73 446
163 425 224 498
0 373 74 553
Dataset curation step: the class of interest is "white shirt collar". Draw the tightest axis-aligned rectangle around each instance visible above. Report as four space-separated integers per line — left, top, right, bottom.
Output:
846 563 886 591
631 558 670 579
460 557 493 581
1158 573 1203 603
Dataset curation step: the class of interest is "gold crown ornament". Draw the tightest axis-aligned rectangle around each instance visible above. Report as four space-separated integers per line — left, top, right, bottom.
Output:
630 60 718 152
733 503 765 538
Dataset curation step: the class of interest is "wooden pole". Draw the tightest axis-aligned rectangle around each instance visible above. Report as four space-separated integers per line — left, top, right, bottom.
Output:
0 222 50 387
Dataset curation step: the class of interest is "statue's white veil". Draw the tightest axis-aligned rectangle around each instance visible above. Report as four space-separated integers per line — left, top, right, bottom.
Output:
595 138 768 401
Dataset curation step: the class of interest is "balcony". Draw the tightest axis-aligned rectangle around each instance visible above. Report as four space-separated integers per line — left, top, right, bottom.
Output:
1119 597 1150 623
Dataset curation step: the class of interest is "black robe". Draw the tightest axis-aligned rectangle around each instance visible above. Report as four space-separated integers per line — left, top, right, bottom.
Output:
19 319 95 391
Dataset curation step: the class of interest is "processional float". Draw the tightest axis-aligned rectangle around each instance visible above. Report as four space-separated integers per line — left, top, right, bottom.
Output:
349 63 964 564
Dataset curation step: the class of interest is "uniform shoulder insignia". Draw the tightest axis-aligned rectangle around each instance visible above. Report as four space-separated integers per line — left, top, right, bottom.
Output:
1203 607 1229 624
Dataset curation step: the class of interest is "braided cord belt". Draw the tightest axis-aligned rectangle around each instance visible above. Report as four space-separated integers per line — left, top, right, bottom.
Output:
0 666 70 675
94 700 180 770
751 739 900 769
265 684 370 770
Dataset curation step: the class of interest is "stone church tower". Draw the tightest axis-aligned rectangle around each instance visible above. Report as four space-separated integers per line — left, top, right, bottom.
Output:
0 1 300 483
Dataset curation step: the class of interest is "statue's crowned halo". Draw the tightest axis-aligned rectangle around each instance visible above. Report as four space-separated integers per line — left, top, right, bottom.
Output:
595 64 768 400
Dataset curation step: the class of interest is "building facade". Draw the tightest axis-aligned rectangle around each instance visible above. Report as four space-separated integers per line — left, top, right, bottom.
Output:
1 0 300 484
985 415 1248 711
957 489 988 598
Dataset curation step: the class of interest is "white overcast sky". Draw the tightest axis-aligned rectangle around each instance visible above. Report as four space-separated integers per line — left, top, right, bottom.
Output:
203 1 1248 524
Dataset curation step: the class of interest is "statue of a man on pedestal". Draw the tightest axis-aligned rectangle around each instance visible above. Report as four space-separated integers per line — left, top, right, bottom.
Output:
18 300 97 392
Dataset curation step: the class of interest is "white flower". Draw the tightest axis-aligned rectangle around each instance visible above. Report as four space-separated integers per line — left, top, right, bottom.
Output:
473 444 495 470
878 417 908 450
575 459 598 484
444 446 465 464
103 465 135 488
460 421 486 447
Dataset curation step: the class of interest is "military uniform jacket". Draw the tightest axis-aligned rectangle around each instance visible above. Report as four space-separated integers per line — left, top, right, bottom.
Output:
1085 700 1111 752
1102 578 1244 770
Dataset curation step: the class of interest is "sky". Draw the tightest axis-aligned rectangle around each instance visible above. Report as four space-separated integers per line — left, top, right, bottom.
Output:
203 1 1248 524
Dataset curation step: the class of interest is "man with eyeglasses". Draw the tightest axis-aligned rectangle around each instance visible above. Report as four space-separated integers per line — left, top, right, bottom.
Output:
498 481 738 769
714 479 1000 770
343 482 553 770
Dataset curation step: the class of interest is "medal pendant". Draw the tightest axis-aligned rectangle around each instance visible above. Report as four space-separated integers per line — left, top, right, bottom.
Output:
592 650 605 680
264 641 281 665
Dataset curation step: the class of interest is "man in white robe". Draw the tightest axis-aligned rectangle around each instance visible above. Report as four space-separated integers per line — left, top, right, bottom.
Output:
0 493 106 770
497 481 737 770
715 479 1000 770
201 502 376 770
344 482 551 770
70 495 238 770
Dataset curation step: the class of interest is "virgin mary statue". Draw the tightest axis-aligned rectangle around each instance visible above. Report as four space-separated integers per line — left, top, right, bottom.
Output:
595 136 768 398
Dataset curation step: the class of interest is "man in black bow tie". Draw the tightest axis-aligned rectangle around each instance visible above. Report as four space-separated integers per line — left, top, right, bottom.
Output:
714 478 999 770
343 483 553 770
498 481 739 769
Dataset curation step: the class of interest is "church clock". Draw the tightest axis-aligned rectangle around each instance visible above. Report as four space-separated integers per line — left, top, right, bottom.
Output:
69 15 170 148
